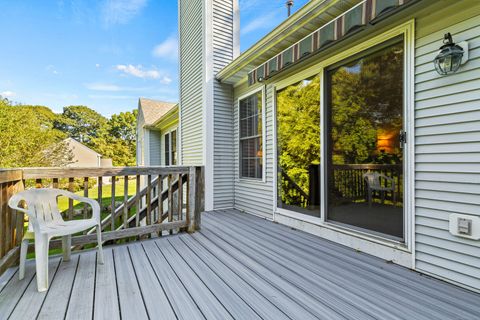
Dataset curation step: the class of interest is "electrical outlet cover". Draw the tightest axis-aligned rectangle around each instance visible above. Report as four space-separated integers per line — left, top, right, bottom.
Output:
449 214 480 240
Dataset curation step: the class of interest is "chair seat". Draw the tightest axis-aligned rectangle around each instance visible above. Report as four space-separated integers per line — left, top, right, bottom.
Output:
39 218 98 237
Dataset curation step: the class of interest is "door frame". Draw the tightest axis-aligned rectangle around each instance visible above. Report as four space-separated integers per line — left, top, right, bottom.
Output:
272 20 415 264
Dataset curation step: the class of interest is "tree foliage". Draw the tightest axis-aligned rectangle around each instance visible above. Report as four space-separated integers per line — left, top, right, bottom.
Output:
0 99 73 168
54 105 108 144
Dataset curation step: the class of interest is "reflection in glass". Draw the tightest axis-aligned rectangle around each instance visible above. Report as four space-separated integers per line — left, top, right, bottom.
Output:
326 39 404 239
277 77 320 216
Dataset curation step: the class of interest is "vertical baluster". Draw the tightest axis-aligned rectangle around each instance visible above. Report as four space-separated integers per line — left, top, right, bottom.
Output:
135 175 140 227
53 178 58 189
111 176 116 231
14 180 25 247
123 176 129 229
178 173 183 221
185 172 190 227
146 175 152 226
168 174 173 234
35 179 42 188
158 175 163 225
0 182 5 257
68 178 74 220
83 177 89 234
98 177 103 206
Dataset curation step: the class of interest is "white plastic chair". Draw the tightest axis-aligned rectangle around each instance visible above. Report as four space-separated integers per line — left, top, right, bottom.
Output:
8 188 104 292
363 172 396 206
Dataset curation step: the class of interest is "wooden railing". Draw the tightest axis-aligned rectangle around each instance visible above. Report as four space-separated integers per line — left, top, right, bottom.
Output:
332 164 402 202
0 166 204 276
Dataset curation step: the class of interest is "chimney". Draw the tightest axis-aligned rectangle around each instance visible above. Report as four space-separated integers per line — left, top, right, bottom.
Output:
178 0 239 211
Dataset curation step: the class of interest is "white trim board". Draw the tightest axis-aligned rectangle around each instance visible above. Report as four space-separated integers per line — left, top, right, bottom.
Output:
275 212 413 268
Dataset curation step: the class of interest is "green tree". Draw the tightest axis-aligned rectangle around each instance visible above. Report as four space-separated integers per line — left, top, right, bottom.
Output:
55 106 108 144
90 110 138 166
0 100 72 168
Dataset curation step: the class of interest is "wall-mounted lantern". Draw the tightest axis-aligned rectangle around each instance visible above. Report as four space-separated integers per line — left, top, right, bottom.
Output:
433 33 468 75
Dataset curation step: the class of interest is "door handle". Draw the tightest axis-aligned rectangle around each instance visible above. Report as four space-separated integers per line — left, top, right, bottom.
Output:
399 130 407 149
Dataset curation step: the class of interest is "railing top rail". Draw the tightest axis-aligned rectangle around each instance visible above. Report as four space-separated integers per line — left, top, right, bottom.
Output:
21 166 194 179
0 170 23 184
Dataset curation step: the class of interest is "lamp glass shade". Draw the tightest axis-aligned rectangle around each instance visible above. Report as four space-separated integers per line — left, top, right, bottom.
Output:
434 45 463 75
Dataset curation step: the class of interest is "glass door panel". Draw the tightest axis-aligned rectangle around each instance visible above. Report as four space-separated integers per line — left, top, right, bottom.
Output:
326 39 404 240
277 77 321 217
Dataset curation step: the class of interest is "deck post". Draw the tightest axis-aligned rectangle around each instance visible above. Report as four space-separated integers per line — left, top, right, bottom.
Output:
187 166 204 232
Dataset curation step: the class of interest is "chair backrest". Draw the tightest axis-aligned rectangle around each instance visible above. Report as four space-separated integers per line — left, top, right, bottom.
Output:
363 172 382 189
8 189 65 231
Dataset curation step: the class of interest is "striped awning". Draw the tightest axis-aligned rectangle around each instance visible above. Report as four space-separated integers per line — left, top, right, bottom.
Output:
247 0 416 86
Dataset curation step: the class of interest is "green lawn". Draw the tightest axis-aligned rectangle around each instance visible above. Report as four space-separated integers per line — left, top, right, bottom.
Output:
57 178 137 217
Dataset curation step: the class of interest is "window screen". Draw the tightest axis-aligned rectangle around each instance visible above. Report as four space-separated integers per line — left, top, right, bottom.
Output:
171 130 177 165
164 132 170 166
239 92 263 179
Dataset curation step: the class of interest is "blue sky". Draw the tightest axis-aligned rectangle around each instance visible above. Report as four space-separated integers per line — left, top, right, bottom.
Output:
0 0 308 116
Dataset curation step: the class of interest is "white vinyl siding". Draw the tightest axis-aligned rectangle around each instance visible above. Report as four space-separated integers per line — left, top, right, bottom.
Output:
234 84 274 219
179 0 204 165
414 4 480 291
211 0 236 208
148 130 162 166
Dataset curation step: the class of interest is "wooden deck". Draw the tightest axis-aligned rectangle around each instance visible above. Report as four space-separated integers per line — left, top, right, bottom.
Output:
1 210 479 320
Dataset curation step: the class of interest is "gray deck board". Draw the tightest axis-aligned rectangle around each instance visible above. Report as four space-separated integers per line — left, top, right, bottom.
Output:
37 255 80 320
1 209 479 320
113 245 149 319
9 257 61 320
65 250 96 320
93 249 120 320
128 243 176 319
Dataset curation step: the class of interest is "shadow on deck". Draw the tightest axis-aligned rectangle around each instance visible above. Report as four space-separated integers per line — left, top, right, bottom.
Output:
0 210 479 319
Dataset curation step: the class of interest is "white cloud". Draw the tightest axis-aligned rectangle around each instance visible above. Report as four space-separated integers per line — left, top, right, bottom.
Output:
45 65 60 75
0 91 16 98
102 0 147 27
84 82 153 91
88 94 134 100
115 64 161 79
85 83 122 91
95 63 101 68
152 36 178 60
160 76 172 85
241 10 279 35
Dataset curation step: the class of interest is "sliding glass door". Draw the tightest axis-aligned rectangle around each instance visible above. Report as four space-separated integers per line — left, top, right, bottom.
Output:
326 38 404 240
276 77 321 217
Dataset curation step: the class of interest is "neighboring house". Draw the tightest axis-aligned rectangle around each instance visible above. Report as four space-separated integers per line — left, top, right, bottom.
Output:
176 0 480 292
64 137 104 167
136 98 178 167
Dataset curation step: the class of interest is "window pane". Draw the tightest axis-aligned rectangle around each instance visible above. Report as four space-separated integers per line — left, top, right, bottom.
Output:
239 92 263 179
164 133 170 166
326 40 404 240
171 130 177 165
276 77 321 217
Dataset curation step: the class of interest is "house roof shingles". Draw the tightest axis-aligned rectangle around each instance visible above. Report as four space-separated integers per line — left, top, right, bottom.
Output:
138 98 177 127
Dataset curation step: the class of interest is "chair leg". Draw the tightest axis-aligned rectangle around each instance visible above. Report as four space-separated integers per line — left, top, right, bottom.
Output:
19 238 29 280
35 234 49 292
367 189 372 207
96 225 104 265
62 235 71 262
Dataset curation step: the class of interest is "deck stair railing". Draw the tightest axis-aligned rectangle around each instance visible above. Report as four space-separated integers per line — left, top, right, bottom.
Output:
0 166 204 276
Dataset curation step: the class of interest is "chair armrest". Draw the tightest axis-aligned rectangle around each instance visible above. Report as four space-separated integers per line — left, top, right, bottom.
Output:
378 174 395 188
8 194 42 233
58 190 102 223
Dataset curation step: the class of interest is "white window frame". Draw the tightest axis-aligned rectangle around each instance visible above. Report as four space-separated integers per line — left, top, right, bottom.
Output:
272 20 415 267
237 86 266 182
163 127 178 166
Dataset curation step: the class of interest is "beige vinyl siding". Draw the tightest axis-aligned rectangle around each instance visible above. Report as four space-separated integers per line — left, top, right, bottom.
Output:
233 83 274 219
414 2 480 290
179 0 204 165
148 130 162 166
211 0 236 209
